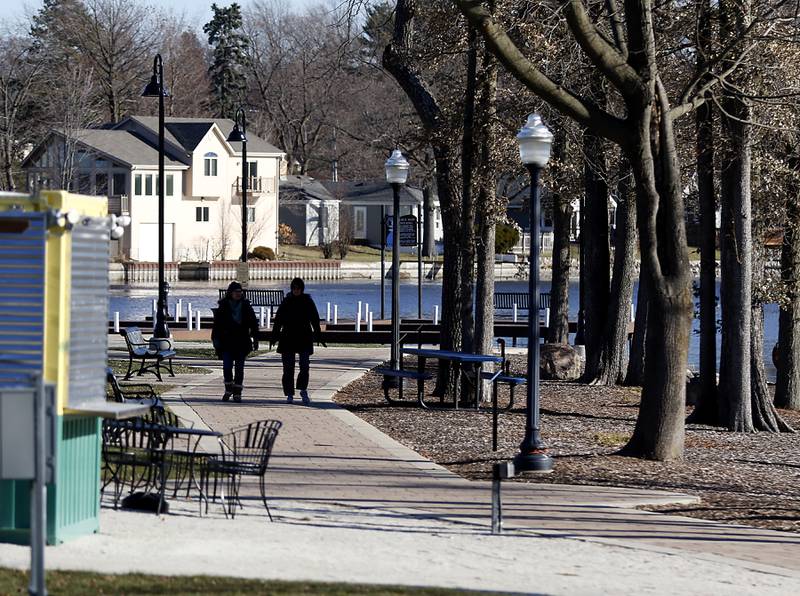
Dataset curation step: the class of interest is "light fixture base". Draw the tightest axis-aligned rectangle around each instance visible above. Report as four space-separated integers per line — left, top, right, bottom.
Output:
513 452 554 473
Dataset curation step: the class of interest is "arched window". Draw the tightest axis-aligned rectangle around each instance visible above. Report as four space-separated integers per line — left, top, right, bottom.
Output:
204 152 218 176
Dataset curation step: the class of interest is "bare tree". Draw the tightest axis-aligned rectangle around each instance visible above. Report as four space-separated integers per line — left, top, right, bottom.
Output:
0 35 43 190
79 0 158 122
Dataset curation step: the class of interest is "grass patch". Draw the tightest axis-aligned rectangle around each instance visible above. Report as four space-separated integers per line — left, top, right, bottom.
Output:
0 568 493 595
107 360 211 378
173 348 270 360
593 431 631 447
278 244 441 263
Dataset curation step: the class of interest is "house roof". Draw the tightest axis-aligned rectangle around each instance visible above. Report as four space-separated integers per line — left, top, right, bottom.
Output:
127 116 284 155
321 180 424 206
21 129 187 169
280 175 338 202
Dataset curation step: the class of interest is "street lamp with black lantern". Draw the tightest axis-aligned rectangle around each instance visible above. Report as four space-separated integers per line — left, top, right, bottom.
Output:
514 113 554 473
142 54 170 340
384 149 409 380
226 108 249 263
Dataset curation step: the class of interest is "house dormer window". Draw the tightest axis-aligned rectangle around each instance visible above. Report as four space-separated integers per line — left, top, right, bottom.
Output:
204 152 218 176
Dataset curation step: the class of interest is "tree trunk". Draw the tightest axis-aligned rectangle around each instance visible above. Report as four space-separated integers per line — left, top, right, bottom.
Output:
589 164 636 385
775 174 800 410
717 0 753 432
751 223 793 431
459 27 478 361
687 94 720 423
622 89 692 461
422 181 436 257
546 129 571 344
717 111 752 431
434 146 463 396
581 125 610 378
474 37 498 363
624 269 648 386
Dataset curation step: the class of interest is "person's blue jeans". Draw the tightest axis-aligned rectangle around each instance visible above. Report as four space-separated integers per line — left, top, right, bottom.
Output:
281 352 310 396
222 350 247 394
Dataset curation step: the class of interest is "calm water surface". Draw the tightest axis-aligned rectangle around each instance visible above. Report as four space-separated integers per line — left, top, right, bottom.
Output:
109 279 779 381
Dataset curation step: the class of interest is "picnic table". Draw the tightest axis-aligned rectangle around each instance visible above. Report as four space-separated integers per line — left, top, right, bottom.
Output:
402 347 503 409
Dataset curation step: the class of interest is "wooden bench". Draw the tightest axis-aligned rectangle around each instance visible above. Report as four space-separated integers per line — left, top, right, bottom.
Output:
120 327 176 382
218 288 285 307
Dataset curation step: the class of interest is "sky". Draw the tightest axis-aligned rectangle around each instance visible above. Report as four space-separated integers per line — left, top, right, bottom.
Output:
1 0 324 32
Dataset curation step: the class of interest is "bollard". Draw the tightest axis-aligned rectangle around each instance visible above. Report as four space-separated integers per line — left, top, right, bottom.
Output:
513 303 518 323
195 309 201 330
266 306 272 330
326 302 331 322
259 306 266 327
113 311 120 333
333 304 338 325
491 461 515 535
187 304 193 330
367 310 373 332
544 307 550 324
176 299 183 322
433 305 439 326
152 299 157 320
357 301 362 327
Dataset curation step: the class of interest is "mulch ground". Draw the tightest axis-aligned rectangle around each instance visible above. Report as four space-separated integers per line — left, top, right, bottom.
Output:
333 354 800 534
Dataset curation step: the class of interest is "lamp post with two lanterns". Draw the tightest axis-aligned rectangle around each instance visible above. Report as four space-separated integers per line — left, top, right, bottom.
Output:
514 113 554 473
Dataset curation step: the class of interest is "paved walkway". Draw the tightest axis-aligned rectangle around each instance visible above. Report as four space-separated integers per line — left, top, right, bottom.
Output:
2 346 800 594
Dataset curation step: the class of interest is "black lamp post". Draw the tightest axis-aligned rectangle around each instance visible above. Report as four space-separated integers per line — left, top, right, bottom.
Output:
515 113 554 473
226 108 248 262
142 54 170 339
385 149 409 375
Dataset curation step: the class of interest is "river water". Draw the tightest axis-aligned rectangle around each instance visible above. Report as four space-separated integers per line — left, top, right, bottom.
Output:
109 279 779 381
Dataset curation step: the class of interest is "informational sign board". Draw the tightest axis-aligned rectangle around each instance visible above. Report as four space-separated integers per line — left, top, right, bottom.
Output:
399 214 418 247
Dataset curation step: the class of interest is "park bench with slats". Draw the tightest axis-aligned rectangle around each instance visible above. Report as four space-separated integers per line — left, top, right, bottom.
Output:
493 291 550 312
120 327 176 382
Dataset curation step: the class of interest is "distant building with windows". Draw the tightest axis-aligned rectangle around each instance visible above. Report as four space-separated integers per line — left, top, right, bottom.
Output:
21 116 285 262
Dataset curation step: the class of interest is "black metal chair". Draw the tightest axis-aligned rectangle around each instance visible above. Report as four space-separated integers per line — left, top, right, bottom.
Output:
106 368 161 407
101 418 170 512
203 419 282 521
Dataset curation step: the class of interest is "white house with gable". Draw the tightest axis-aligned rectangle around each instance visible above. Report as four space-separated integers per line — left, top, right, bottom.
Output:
22 116 285 262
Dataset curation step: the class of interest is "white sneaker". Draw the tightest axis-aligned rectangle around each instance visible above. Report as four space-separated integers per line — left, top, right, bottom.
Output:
300 390 310 405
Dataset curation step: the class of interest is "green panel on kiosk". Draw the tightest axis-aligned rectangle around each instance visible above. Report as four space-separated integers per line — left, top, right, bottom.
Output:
0 416 100 545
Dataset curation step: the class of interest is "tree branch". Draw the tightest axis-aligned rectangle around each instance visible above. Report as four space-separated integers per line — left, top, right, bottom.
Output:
564 0 640 97
453 0 629 146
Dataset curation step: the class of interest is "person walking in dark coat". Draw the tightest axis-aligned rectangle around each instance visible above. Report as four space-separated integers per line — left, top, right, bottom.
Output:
211 281 260 402
271 277 323 405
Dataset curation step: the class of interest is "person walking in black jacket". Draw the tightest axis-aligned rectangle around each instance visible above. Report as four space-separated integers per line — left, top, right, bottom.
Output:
271 277 323 405
211 281 260 402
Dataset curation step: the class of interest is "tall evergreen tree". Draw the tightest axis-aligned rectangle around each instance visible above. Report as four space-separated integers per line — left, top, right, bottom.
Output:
204 3 249 119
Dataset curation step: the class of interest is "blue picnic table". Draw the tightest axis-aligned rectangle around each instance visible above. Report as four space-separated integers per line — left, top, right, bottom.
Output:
402 347 503 409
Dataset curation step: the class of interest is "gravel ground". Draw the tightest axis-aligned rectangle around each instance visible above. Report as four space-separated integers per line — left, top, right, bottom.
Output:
333 354 800 534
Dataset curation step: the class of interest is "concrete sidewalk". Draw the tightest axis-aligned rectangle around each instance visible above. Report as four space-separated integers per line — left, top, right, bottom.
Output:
2 346 800 595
